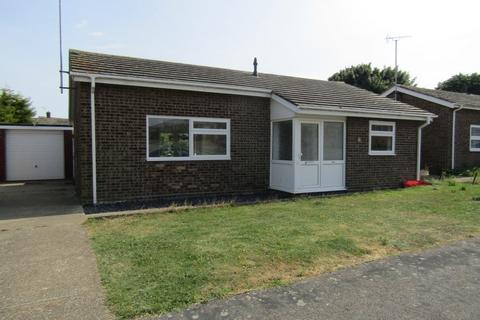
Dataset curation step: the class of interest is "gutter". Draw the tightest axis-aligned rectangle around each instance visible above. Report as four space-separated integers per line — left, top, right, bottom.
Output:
451 105 464 170
70 72 272 98
72 71 435 122
297 104 436 122
0 125 73 130
417 117 433 180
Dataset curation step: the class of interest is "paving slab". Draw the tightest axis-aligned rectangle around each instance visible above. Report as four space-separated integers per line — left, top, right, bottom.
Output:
154 237 480 320
0 181 112 320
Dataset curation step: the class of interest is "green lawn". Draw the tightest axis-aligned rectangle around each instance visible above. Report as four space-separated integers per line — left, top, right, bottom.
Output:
86 181 480 319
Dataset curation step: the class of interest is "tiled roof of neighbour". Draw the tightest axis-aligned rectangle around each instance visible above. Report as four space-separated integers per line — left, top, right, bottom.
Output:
69 49 434 118
34 117 71 126
397 85 480 110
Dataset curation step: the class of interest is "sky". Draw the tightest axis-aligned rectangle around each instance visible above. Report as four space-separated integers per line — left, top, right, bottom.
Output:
1 0 479 118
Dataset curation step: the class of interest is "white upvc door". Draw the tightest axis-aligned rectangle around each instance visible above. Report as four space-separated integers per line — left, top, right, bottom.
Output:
321 121 345 189
297 120 322 190
296 119 345 192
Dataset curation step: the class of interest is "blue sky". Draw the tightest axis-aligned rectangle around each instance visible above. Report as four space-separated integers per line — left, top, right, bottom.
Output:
1 0 479 118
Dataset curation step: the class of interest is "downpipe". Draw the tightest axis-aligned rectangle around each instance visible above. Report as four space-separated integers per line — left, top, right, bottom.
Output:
417 118 432 180
451 105 464 170
90 76 97 204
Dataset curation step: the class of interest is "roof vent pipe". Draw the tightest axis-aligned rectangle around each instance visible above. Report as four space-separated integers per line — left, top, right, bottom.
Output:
46 111 51 118
253 57 258 76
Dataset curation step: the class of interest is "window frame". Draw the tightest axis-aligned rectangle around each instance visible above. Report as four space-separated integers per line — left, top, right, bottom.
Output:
470 125 480 152
271 119 293 162
146 115 231 161
368 120 396 156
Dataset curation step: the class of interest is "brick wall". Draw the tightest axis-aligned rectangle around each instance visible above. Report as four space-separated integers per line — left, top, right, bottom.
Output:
0 129 5 181
73 82 271 204
387 92 452 174
72 84 83 195
455 109 480 169
64 130 73 180
346 117 419 191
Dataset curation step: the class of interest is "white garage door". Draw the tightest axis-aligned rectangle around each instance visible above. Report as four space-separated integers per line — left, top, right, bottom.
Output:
6 130 65 181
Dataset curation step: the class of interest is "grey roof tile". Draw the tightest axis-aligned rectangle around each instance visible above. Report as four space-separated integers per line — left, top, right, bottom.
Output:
397 85 480 110
69 50 433 118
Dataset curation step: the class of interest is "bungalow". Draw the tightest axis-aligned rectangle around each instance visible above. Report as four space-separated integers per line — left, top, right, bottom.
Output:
69 50 435 204
382 85 480 174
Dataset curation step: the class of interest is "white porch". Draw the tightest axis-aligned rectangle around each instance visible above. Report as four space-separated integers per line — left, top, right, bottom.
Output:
269 99 346 194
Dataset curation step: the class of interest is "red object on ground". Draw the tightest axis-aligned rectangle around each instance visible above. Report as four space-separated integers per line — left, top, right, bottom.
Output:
403 180 432 188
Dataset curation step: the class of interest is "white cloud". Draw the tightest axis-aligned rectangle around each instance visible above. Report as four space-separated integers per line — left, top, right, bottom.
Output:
89 31 105 37
75 19 88 28
96 43 126 50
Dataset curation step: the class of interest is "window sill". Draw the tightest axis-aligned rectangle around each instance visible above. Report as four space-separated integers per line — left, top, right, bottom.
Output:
368 152 396 156
147 156 231 161
469 149 480 153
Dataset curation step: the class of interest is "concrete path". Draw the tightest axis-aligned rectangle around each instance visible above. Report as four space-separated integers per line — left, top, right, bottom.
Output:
157 238 480 320
0 182 112 320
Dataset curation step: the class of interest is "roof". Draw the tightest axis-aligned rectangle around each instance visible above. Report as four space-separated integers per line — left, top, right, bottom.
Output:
394 85 480 110
69 49 434 119
33 117 71 126
0 117 71 128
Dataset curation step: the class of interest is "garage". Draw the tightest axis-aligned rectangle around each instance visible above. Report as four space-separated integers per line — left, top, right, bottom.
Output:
0 124 73 182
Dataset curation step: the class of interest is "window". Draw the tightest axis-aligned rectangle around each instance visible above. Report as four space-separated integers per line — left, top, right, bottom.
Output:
148 118 189 158
147 116 230 160
272 120 292 161
471 125 480 152
323 121 344 161
369 121 395 156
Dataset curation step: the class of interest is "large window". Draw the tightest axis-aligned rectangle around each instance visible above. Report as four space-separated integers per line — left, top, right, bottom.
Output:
369 121 395 156
147 116 230 161
272 120 292 161
471 125 480 152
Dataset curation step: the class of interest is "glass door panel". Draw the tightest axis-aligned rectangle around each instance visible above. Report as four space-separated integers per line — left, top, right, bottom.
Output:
301 123 319 161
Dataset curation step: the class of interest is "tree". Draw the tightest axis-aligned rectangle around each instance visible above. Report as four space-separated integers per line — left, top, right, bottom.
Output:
328 63 416 94
0 89 35 123
436 73 480 95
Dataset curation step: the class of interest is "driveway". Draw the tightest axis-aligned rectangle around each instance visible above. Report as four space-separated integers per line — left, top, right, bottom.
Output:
156 237 480 320
0 181 112 320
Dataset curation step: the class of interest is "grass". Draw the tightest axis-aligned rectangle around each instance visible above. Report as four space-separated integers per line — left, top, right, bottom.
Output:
85 181 480 319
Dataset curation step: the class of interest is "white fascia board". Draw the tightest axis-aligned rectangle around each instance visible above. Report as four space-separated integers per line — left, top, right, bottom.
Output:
381 86 457 108
380 87 396 97
71 72 272 98
271 94 298 112
296 107 433 121
71 72 438 121
0 125 72 131
457 106 480 111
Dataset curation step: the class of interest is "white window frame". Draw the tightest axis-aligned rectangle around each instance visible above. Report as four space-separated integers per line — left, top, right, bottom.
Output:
369 120 396 156
271 119 294 162
146 115 230 161
470 125 480 152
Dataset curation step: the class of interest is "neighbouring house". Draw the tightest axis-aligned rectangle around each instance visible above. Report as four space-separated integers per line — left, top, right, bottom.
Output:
0 112 73 181
382 85 480 174
69 50 435 205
